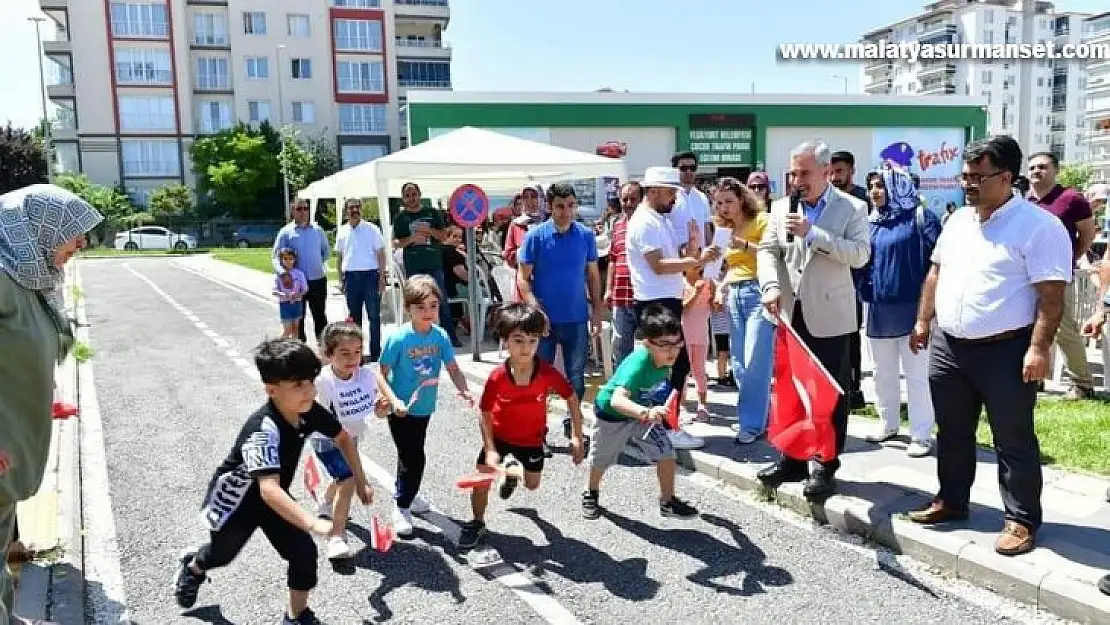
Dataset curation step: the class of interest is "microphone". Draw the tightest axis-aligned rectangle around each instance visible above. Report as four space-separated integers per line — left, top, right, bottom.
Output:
786 188 802 243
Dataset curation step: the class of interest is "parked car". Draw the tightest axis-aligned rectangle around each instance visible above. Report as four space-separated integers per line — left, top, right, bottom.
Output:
232 224 282 248
114 226 198 251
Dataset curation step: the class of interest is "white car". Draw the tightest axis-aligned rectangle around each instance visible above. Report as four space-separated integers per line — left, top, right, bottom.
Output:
114 226 198 251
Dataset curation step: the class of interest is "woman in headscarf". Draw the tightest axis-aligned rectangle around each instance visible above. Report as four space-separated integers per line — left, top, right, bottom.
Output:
853 168 940 459
0 184 102 623
501 184 548 303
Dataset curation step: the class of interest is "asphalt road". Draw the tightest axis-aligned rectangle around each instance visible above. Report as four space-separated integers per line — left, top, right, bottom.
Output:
78 257 1069 625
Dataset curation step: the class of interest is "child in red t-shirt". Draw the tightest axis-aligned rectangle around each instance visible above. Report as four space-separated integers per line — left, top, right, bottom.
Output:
458 303 585 548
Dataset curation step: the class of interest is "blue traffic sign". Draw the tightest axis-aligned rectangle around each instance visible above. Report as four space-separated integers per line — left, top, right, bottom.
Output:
449 184 489 229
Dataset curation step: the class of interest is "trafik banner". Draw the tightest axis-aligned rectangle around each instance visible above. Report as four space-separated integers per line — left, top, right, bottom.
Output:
872 128 965 215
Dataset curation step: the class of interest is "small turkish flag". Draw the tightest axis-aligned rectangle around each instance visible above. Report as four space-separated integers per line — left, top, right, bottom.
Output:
52 400 79 420
766 315 842 463
303 454 323 503
371 514 395 553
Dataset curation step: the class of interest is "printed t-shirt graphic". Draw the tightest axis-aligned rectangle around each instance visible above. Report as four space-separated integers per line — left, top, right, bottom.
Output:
312 366 378 453
479 358 574 447
379 322 456 416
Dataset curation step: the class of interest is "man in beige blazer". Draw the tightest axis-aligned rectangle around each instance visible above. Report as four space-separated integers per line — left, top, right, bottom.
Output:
755 140 871 499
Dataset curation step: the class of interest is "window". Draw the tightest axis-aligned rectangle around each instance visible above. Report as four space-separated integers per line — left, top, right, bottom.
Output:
332 0 381 7
986 9 994 24
118 95 175 131
243 11 266 35
121 139 179 176
114 47 172 84
1037 77 1044 87
340 144 386 169
334 19 383 52
337 61 384 92
245 56 269 79
287 14 310 37
127 186 157 208
196 57 229 90
339 104 386 133
193 12 227 45
198 100 231 133
982 70 992 84
397 61 450 88
54 143 79 173
291 101 315 123
247 100 271 124
291 58 312 79
110 2 168 38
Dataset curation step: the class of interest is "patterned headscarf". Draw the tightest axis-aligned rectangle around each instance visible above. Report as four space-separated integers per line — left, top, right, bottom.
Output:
871 166 918 222
0 184 103 296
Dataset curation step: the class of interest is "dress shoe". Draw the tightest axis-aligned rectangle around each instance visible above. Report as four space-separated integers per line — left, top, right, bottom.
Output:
995 520 1035 556
756 462 809 488
849 391 867 411
907 499 969 524
803 471 835 499
1099 574 1110 596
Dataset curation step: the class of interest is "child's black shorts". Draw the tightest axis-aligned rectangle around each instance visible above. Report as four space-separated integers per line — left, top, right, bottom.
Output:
475 439 545 473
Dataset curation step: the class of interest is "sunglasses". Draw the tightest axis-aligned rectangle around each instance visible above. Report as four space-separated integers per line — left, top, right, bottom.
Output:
293 206 308 212
678 165 697 172
647 338 684 350
748 184 767 190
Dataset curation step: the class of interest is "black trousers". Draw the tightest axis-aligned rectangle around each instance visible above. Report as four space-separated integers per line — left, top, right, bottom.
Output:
634 297 690 396
779 302 851 475
389 415 431 509
930 328 1042 530
193 504 318 591
297 278 329 343
848 299 863 396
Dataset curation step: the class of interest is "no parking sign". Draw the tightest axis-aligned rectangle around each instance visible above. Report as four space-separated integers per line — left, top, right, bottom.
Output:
449 184 489 228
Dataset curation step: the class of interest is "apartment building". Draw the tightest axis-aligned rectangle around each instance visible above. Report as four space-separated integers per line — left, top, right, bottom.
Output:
859 0 1089 163
1085 12 1110 182
36 0 451 206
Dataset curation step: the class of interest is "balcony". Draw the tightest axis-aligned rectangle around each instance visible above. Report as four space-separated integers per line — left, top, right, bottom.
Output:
393 0 449 22
50 107 77 139
864 78 892 94
398 79 450 89
393 37 450 59
919 81 957 95
47 63 73 98
918 61 956 78
1090 129 1110 146
918 23 957 46
42 27 70 54
39 0 67 8
865 59 891 76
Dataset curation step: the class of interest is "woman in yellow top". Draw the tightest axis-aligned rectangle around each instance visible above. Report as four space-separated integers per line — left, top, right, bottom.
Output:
711 178 776 444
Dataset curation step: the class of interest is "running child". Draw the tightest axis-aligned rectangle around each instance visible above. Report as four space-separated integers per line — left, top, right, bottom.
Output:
310 321 406 560
379 275 475 537
174 338 374 625
582 304 698 520
457 303 585 548
681 265 713 422
274 247 309 339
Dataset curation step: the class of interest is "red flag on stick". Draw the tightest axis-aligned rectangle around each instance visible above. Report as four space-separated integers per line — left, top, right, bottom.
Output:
766 314 843 463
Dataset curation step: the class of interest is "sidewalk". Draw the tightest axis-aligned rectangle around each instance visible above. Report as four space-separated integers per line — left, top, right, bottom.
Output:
188 255 1110 622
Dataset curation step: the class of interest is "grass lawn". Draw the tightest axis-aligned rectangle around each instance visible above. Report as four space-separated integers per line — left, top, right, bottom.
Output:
853 397 1110 476
211 248 338 282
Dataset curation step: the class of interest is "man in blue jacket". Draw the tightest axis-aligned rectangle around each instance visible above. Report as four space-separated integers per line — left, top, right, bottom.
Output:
272 199 331 342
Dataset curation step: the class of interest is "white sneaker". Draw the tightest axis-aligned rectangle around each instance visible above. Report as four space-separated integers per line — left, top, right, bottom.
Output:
392 506 414 537
408 496 431 514
668 429 705 450
906 439 934 458
325 534 352 560
315 499 333 519
864 428 899 444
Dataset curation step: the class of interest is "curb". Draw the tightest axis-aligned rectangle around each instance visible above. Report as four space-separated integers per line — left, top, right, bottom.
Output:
456 365 1110 624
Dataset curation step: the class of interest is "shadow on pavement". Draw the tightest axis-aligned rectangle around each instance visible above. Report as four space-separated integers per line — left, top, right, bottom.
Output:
601 510 793 597
496 507 662 601
180 604 236 625
345 523 466 623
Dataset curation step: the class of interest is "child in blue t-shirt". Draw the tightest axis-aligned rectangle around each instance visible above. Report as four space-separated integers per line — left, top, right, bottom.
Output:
379 275 475 537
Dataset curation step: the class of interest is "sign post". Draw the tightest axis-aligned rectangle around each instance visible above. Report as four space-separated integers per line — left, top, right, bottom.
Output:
449 184 490 361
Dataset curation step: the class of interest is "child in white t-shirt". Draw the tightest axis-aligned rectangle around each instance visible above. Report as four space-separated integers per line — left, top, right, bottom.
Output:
311 322 405 559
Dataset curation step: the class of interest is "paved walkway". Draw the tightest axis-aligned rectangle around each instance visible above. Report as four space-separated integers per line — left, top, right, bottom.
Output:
161 255 1110 622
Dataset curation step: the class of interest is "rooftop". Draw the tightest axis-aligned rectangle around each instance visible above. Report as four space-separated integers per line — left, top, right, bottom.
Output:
405 91 988 108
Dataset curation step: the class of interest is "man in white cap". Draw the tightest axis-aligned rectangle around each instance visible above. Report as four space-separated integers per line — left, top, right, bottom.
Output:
626 166 721 450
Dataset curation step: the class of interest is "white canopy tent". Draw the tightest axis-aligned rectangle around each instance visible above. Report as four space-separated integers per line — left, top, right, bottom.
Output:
299 126 628 326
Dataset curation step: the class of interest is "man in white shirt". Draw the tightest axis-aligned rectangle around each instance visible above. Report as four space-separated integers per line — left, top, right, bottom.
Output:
907 135 1071 557
627 166 720 450
672 151 712 248
335 198 387 360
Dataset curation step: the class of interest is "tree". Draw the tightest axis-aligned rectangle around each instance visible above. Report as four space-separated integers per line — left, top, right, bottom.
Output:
54 173 134 229
190 123 280 219
0 123 48 194
149 184 193 221
304 133 341 184
1058 163 1093 191
278 127 315 195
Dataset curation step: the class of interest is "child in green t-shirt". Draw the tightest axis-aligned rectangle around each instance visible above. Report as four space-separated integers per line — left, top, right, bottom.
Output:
583 304 698 521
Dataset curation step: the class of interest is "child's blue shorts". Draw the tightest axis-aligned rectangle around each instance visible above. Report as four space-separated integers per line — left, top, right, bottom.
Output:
279 300 304 323
311 438 354 481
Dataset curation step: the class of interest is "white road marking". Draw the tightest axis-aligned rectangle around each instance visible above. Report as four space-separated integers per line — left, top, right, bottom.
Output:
127 260 585 625
213 337 231 349
74 262 133 625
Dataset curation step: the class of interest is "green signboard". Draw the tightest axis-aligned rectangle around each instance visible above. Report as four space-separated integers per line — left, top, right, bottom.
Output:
686 127 754 167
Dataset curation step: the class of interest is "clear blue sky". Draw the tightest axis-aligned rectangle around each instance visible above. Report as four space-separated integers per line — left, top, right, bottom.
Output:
1 0 1104 128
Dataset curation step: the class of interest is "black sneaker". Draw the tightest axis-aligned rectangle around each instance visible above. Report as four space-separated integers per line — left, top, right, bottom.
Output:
282 607 323 625
1099 573 1110 596
542 439 553 459
498 457 522 500
562 417 572 440
173 550 206 609
457 520 487 549
660 496 698 518
582 490 600 520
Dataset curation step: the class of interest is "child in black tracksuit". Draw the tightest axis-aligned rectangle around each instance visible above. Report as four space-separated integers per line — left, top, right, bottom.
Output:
173 339 375 625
